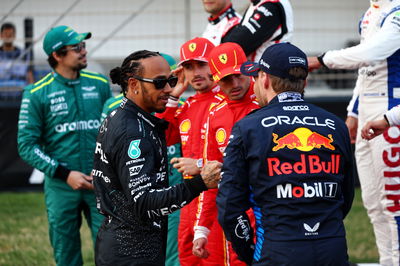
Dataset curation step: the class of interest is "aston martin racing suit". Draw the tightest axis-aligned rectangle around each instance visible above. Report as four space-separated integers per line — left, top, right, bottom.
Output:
17 70 112 266
196 84 258 265
93 98 208 265
320 1 400 264
217 92 355 265
202 4 241 46
157 87 225 265
222 0 293 61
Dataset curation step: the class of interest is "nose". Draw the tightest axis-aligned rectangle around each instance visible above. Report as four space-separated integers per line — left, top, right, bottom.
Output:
163 83 173 94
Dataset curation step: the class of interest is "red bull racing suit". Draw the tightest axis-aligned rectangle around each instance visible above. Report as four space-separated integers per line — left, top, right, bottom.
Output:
216 92 355 265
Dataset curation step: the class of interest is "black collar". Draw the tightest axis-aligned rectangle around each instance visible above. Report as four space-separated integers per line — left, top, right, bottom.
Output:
269 92 304 105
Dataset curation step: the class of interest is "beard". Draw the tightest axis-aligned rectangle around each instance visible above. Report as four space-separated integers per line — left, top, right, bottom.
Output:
73 62 87 71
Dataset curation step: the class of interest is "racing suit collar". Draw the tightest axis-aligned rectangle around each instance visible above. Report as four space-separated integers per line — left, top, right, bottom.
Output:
208 4 235 25
269 91 304 105
120 97 169 130
52 70 81 86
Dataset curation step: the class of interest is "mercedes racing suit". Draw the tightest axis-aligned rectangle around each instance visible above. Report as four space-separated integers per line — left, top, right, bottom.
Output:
202 4 241 46
320 1 400 264
196 84 258 265
157 87 225 265
222 0 293 61
17 70 112 266
93 98 208 265
216 92 355 265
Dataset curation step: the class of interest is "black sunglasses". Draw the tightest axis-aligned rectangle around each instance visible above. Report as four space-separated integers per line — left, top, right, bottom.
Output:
132 75 178 89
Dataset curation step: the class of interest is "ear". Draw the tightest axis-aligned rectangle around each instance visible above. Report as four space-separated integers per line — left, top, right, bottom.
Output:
52 51 62 62
261 72 269 90
127 78 140 96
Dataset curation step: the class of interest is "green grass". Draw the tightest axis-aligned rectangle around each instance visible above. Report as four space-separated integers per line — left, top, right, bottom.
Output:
0 188 378 265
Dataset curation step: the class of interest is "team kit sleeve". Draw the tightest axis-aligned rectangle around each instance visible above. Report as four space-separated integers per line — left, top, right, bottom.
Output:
17 86 66 179
322 10 400 70
115 135 208 220
216 125 254 264
340 125 355 218
221 3 284 56
155 103 181 146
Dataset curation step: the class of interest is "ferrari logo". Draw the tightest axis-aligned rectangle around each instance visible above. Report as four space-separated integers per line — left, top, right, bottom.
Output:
189 43 196 52
219 53 228 64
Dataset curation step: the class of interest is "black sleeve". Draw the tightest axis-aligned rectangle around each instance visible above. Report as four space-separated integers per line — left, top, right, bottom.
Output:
216 125 254 264
341 125 355 218
116 136 207 220
222 3 284 56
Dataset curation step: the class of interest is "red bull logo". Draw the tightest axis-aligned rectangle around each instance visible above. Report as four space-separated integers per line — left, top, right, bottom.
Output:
272 128 335 152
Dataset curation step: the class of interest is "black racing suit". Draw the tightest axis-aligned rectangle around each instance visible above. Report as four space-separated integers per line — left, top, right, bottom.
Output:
93 98 208 266
216 92 355 265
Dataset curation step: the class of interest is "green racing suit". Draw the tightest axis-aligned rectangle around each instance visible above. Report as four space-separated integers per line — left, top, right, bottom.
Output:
17 69 111 266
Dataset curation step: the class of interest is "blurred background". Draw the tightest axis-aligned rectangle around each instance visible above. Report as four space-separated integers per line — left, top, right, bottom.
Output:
0 0 367 189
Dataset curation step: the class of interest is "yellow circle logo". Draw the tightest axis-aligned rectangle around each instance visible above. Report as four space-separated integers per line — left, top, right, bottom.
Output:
216 128 226 144
180 119 191 133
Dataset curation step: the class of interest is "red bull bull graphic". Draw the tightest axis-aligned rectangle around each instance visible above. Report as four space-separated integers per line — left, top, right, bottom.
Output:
272 128 335 152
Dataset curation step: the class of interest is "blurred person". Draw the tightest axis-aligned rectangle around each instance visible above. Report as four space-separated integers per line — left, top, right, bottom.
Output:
100 52 183 266
17 25 112 266
221 0 294 61
93 50 221 265
190 42 259 264
0 22 34 86
156 37 225 265
217 43 355 265
308 0 400 264
201 0 241 46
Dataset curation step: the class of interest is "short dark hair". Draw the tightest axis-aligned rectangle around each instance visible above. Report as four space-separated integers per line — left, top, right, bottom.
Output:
47 48 68 69
109 50 160 95
1 22 16 33
269 67 308 94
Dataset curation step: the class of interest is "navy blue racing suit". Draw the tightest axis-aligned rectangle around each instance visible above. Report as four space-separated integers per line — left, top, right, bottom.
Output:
216 92 355 265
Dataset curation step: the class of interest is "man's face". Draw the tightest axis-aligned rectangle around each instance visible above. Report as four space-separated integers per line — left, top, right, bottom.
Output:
58 42 88 71
1 28 15 45
218 74 250 101
182 60 214 93
202 0 230 16
254 71 268 107
136 56 172 113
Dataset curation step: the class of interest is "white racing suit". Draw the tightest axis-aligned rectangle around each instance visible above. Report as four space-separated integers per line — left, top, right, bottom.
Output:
321 1 400 265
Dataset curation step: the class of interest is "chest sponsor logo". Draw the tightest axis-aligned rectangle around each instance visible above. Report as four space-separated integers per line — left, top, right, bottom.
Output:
268 154 341 176
283 105 309 111
95 142 109 164
147 201 187 219
126 157 145 166
55 119 100 133
262 116 335 130
82 92 99 99
304 222 320 236
128 139 141 159
180 119 191 144
92 169 110 183
216 128 226 145
276 182 338 199
257 6 272 17
129 164 143 176
272 128 335 152
82 86 96 92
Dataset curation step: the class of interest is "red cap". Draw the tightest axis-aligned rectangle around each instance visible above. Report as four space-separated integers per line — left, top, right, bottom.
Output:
179 37 215 66
208 42 247 82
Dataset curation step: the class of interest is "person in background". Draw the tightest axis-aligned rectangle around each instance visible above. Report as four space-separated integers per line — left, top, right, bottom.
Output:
361 104 400 140
191 42 259 264
217 43 354 265
100 52 183 266
222 0 294 61
201 0 241 46
93 50 221 265
308 0 400 264
0 22 34 86
17 25 112 266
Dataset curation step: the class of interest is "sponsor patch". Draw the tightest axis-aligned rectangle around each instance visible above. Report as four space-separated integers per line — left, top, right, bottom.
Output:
129 164 143 176
128 139 141 159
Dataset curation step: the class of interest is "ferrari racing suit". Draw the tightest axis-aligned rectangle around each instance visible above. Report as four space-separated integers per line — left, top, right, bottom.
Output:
17 70 112 266
217 92 355 265
320 1 400 264
222 0 293 61
157 87 225 265
93 98 208 265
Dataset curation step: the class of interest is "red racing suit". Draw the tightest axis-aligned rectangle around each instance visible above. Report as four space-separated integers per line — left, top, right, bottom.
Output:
157 87 225 265
195 84 259 265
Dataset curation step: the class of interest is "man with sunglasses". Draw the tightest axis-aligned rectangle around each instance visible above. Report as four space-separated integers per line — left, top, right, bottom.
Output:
17 25 111 266
93 50 221 265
